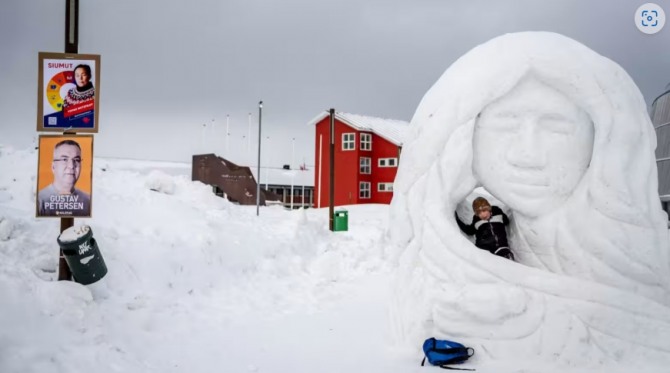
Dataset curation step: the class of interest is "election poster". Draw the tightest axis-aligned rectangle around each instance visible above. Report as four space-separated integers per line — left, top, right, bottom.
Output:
37 52 101 132
36 135 94 218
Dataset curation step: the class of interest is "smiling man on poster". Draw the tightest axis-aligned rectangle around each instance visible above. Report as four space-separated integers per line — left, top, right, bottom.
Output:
37 139 91 217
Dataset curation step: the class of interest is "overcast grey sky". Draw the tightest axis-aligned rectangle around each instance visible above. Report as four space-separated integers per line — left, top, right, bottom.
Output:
1 0 669 166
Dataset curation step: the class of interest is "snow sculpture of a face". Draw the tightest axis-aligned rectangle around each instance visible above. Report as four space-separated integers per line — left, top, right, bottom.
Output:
387 32 670 368
473 77 594 217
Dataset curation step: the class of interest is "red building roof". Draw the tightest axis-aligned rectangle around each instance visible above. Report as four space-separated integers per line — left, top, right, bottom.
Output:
307 111 410 146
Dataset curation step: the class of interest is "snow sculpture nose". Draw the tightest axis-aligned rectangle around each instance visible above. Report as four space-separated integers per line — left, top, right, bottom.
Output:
506 122 546 169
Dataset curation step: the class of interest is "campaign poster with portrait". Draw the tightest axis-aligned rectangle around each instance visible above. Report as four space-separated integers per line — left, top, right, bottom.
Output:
36 135 94 218
37 52 101 132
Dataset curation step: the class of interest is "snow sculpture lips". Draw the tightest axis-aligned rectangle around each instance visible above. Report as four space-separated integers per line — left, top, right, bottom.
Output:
388 32 670 367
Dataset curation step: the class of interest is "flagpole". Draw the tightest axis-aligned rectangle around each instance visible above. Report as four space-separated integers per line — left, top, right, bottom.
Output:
247 112 251 165
301 156 306 208
226 114 230 157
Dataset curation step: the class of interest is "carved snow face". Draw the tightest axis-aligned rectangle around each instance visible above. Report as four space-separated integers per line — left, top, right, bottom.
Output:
473 77 594 217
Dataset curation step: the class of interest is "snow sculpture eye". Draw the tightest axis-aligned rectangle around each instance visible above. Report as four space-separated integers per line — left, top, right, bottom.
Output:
537 113 576 135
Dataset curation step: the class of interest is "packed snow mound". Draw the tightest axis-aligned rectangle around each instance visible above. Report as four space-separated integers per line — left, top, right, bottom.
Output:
145 170 177 194
388 31 670 370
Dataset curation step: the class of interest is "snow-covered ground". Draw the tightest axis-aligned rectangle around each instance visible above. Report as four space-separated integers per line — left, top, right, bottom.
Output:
0 145 409 373
0 144 666 373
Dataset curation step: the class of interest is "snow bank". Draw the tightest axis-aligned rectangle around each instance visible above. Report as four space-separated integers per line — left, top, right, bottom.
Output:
0 146 393 372
145 170 177 194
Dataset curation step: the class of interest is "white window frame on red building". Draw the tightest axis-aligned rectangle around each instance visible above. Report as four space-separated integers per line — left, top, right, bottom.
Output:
342 133 356 150
360 157 371 174
378 157 398 167
378 182 393 192
359 182 371 199
360 133 372 151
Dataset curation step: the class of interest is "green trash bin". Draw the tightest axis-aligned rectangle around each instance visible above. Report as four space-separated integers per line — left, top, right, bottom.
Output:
57 225 107 285
333 209 348 232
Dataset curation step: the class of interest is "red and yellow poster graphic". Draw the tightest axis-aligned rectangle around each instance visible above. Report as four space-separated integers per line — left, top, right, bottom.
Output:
37 52 101 133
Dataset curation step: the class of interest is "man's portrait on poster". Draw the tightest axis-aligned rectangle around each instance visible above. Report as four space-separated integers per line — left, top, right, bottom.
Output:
37 139 91 217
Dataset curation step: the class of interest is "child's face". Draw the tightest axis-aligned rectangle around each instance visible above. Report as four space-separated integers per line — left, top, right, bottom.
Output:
476 208 491 220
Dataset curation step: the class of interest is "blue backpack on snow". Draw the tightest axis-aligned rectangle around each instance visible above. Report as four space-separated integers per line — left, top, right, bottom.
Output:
421 337 475 371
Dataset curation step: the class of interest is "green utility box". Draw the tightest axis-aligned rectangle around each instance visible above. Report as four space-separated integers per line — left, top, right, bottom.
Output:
57 225 108 285
333 209 348 232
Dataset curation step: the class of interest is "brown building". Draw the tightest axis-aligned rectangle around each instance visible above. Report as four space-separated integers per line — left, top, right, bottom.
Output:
192 153 280 205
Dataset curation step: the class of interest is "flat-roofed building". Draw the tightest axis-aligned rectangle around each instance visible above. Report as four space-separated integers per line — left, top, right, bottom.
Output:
652 84 670 215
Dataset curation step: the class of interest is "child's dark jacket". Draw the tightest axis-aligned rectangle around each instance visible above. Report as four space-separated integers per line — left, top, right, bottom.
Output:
455 206 510 253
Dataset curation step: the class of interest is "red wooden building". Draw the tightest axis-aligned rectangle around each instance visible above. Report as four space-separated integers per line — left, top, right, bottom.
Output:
309 111 410 207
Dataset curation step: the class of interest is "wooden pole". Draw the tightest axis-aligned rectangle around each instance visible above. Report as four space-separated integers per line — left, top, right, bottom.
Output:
65 0 78 53
329 109 335 231
58 0 79 281
58 218 73 281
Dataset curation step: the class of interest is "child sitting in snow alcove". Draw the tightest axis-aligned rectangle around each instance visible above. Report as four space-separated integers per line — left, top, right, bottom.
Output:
455 197 514 260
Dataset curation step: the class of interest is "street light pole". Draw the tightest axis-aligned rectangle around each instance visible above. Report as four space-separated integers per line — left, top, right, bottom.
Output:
256 101 263 216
